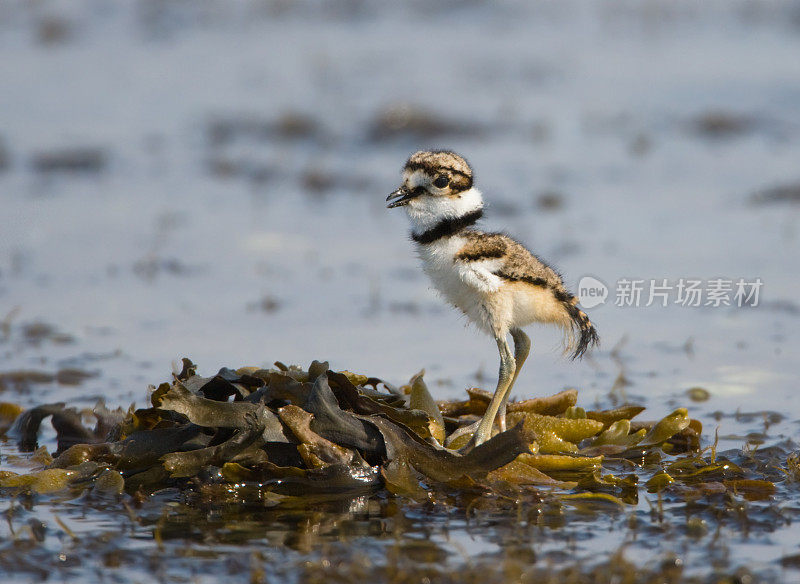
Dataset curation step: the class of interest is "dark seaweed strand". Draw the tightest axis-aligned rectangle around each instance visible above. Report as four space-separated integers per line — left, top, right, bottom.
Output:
411 209 483 245
495 272 599 360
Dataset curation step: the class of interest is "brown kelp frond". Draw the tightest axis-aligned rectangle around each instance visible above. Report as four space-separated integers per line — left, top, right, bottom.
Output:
2 357 774 511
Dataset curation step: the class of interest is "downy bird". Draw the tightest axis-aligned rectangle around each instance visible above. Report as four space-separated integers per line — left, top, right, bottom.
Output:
387 150 598 446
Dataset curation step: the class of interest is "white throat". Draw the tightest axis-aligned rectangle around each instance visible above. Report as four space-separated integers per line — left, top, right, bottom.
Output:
405 187 484 235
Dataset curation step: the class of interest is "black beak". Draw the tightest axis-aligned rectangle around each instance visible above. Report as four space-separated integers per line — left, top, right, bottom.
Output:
386 186 415 209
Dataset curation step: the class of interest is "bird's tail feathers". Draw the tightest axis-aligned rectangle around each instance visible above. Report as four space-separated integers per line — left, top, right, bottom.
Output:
558 293 599 360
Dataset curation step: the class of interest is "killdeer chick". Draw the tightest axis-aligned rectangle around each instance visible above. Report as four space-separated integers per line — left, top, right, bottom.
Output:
387 150 599 447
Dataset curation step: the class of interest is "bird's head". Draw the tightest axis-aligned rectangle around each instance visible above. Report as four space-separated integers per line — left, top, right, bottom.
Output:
386 150 483 229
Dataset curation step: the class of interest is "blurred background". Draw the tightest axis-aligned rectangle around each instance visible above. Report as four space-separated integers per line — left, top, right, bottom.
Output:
1 0 799 442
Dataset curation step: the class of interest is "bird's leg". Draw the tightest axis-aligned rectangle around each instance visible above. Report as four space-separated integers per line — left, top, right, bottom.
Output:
472 335 516 446
496 328 531 432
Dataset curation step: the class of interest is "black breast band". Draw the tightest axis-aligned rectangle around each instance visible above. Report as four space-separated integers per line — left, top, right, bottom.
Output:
411 209 483 245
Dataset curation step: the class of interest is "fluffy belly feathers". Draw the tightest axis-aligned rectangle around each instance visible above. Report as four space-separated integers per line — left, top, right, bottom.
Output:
417 238 567 335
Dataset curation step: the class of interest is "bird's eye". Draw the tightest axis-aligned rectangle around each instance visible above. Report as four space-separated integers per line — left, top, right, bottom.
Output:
433 175 449 188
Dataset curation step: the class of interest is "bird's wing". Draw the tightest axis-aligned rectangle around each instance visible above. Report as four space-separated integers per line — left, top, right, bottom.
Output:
454 233 507 293
456 259 505 293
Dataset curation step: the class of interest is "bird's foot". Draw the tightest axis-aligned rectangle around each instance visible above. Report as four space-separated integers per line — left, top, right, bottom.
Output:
444 420 480 450
469 423 495 449
445 420 498 454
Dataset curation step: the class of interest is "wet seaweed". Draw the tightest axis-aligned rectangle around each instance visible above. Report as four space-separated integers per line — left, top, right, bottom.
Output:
0 358 794 524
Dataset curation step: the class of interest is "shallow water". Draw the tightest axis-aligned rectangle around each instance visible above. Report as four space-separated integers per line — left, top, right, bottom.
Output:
2 0 800 581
